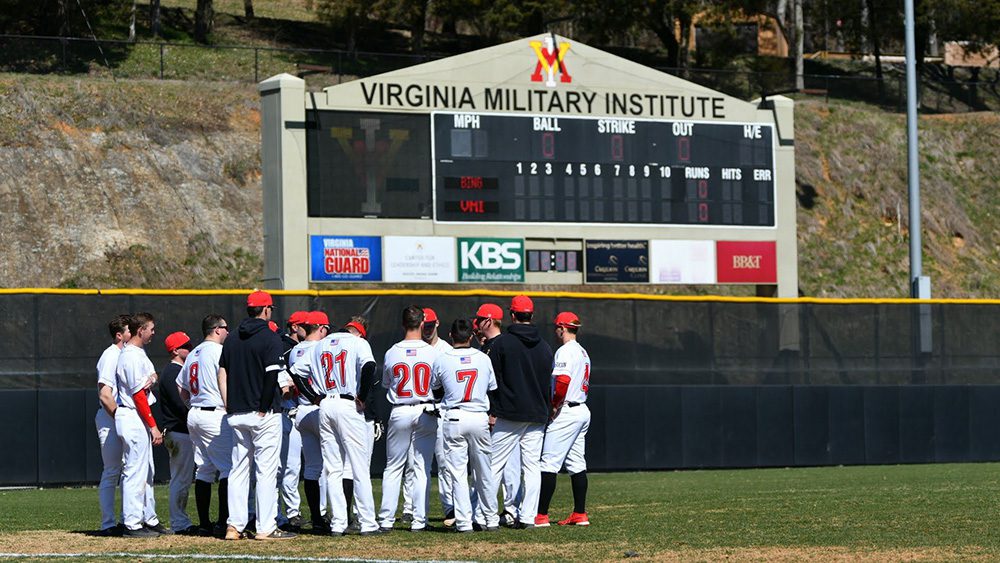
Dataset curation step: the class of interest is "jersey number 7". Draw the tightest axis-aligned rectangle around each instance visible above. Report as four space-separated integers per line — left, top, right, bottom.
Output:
456 369 478 402
321 351 347 390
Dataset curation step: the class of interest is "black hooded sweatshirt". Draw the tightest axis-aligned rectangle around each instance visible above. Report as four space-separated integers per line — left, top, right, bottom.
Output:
487 323 554 424
220 317 285 414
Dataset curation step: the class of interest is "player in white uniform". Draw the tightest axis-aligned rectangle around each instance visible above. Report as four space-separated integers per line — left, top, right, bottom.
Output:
95 314 131 535
178 314 231 536
281 311 329 533
277 311 308 531
535 312 592 527
378 306 440 532
310 318 381 535
115 312 166 537
431 318 498 533
418 307 456 525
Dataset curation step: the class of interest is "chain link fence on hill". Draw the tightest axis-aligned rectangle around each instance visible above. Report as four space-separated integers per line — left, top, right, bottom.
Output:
1 34 998 112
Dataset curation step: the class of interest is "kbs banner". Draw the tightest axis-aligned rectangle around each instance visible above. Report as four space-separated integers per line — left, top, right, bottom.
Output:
716 241 777 283
384 236 457 283
310 236 382 282
458 238 524 283
585 240 649 283
649 240 717 284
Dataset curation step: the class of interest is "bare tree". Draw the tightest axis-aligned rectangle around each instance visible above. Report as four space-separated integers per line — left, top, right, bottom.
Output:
794 0 803 90
195 0 214 43
150 0 162 38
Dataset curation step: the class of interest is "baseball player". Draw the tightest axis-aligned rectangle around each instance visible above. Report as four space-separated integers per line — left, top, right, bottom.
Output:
310 315 381 535
115 312 166 537
278 311 309 530
469 303 521 527
220 291 296 540
479 296 553 529
178 314 231 536
280 310 329 533
535 312 591 527
95 314 131 536
431 318 498 533
378 306 441 532
420 307 455 525
158 331 197 534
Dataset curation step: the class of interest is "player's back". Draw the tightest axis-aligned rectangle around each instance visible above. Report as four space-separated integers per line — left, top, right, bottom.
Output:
383 340 439 405
180 340 224 408
433 347 496 412
311 331 374 397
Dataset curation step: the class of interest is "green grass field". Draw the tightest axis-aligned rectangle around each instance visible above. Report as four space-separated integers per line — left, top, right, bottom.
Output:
2 463 1000 561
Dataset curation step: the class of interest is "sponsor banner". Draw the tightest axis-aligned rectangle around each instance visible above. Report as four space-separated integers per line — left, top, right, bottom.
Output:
585 240 649 283
384 236 457 283
649 240 717 284
716 241 777 284
458 237 524 283
310 236 382 282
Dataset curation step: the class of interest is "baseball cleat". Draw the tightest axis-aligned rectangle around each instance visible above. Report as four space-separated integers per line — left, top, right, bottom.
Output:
500 510 516 527
254 529 297 540
513 520 535 529
124 526 160 538
534 514 551 527
400 513 414 525
224 525 243 540
557 512 590 526
175 525 202 536
144 523 170 535
443 509 456 527
96 526 121 537
281 515 303 531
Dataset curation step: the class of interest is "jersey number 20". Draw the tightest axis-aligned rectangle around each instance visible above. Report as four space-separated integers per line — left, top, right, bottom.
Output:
392 362 431 398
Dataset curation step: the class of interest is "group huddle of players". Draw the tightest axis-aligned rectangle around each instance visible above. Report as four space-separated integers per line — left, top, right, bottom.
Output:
94 291 592 539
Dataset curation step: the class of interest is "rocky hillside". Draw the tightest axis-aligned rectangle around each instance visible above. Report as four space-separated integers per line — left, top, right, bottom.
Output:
0 74 997 297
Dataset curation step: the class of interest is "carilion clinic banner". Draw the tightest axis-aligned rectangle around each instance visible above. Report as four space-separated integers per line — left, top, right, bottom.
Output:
585 240 649 283
310 236 382 282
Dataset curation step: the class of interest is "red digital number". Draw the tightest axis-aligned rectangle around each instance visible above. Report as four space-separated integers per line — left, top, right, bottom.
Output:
189 362 200 395
698 202 709 222
698 180 708 199
542 132 555 159
678 137 690 161
393 362 432 398
456 369 478 402
611 135 624 161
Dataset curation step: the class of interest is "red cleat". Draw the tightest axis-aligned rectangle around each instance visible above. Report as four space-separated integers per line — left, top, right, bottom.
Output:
534 514 550 527
557 512 589 526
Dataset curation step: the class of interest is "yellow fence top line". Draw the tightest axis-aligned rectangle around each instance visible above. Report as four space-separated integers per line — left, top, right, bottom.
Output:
1 287 999 305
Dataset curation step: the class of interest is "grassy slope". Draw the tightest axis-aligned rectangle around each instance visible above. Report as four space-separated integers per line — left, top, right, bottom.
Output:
1 465 999 560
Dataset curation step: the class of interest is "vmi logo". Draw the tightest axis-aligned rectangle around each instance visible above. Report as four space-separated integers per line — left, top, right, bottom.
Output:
732 255 762 269
530 37 571 87
458 238 524 283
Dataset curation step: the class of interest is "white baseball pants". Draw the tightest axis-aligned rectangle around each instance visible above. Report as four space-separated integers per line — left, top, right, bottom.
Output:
482 418 544 526
435 420 454 514
279 412 302 522
319 397 377 534
541 404 590 474
114 407 156 531
187 408 232 481
164 430 195 530
95 408 123 531
378 404 437 530
443 409 495 532
294 404 327 517
502 444 523 515
226 412 282 535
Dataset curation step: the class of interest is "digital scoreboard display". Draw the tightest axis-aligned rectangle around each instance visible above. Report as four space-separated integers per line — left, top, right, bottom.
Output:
432 112 776 226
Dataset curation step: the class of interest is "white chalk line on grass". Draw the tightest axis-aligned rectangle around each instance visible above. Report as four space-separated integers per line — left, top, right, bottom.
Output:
0 553 475 563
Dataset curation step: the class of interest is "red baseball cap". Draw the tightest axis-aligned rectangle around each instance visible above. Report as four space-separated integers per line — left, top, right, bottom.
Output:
268 321 279 332
247 290 273 307
554 312 581 328
164 331 191 353
475 303 503 320
346 321 367 339
288 311 309 325
510 295 534 313
306 311 330 326
423 308 438 323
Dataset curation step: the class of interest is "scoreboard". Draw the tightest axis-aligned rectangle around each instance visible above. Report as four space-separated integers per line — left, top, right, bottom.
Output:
433 112 775 226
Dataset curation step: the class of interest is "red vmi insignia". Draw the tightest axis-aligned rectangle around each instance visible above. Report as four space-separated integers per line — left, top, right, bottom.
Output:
530 37 571 87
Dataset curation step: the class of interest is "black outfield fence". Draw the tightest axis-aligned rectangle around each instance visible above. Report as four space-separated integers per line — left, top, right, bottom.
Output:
0 290 998 485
